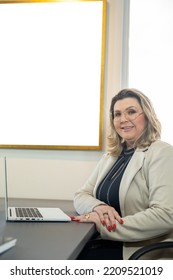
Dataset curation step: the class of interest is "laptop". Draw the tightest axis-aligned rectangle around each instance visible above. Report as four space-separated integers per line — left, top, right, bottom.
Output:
4 157 71 222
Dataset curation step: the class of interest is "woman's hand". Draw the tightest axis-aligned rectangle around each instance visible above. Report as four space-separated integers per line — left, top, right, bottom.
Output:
70 205 124 233
70 211 102 232
93 205 124 231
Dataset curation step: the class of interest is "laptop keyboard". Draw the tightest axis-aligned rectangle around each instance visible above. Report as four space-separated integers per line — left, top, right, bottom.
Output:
15 207 43 218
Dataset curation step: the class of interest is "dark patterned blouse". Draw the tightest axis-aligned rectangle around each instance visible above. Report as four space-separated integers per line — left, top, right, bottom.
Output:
96 148 135 215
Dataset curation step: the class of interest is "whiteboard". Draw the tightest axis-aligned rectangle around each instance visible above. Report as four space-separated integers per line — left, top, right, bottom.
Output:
0 0 106 150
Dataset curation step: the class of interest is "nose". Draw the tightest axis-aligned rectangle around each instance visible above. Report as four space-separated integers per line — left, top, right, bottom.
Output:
120 112 128 122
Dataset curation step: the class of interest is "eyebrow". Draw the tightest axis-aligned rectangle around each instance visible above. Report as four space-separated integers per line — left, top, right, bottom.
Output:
114 106 138 112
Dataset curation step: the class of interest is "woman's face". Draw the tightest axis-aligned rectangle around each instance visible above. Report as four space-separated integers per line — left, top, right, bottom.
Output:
113 97 146 148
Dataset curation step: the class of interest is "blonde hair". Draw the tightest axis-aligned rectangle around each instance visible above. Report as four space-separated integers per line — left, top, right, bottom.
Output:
107 88 161 156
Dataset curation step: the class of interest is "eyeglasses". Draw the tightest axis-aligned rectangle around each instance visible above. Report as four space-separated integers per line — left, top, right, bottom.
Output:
113 107 144 122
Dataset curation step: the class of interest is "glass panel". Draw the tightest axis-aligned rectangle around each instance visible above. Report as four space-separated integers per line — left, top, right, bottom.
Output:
0 0 106 150
129 0 173 144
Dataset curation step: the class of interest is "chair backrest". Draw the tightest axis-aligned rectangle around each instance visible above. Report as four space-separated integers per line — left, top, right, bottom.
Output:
129 241 173 260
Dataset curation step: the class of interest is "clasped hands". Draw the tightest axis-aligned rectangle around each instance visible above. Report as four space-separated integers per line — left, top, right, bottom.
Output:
70 205 124 232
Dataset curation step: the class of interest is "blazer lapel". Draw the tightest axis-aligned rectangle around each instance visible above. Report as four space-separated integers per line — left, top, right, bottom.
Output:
94 155 118 193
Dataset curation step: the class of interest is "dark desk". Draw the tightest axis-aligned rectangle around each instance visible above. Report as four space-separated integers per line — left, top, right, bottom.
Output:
0 198 95 260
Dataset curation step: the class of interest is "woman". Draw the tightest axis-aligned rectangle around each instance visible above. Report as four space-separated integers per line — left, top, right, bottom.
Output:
71 88 173 260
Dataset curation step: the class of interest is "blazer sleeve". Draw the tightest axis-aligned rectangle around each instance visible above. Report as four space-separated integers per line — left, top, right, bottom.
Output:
100 142 173 242
73 153 111 214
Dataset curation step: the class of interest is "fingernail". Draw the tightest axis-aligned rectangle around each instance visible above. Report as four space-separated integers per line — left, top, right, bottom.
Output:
120 218 124 224
113 223 116 229
70 216 75 220
107 225 112 232
102 220 106 225
71 217 80 222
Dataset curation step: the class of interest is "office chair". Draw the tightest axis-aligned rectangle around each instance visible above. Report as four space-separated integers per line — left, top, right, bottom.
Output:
77 238 173 260
128 241 173 260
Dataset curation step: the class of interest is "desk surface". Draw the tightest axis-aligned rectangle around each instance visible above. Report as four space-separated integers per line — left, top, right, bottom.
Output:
0 198 95 260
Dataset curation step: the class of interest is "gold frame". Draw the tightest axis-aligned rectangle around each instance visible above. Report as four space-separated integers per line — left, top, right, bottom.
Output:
0 0 106 150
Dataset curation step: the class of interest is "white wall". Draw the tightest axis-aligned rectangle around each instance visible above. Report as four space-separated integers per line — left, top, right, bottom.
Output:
0 0 124 200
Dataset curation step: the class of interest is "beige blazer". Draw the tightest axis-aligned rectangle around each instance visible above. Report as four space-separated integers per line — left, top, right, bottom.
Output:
74 140 173 259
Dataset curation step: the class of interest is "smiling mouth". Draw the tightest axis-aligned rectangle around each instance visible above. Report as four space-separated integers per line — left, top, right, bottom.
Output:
121 126 134 131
